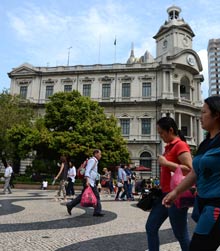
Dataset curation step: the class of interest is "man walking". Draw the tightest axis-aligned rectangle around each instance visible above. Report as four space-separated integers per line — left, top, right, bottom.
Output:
66 149 104 217
3 162 13 194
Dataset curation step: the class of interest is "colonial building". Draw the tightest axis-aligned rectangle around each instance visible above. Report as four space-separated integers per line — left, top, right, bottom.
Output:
8 6 204 176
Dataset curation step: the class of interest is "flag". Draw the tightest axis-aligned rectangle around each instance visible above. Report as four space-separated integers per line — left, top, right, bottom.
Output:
114 38 116 46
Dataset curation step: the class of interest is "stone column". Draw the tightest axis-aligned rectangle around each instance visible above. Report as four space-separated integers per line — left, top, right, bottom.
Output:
178 113 181 130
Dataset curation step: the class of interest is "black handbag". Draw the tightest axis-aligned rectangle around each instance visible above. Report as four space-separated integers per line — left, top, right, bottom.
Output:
136 188 162 211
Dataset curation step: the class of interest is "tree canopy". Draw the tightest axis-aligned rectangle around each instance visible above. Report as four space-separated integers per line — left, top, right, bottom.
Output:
0 91 34 171
8 91 130 171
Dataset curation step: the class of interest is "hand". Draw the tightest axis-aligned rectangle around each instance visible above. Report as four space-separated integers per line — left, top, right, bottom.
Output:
158 155 168 166
162 190 178 208
85 178 90 187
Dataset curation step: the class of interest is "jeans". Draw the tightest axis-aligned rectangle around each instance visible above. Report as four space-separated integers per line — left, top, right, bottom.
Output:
120 181 130 199
146 195 190 251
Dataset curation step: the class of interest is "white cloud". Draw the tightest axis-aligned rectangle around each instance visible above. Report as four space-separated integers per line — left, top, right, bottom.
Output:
6 2 143 66
198 49 209 99
2 0 219 93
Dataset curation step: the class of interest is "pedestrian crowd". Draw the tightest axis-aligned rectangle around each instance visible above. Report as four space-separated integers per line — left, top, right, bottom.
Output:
1 95 220 251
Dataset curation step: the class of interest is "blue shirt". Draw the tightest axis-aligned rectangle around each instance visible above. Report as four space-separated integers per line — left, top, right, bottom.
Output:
117 168 127 181
192 134 220 234
193 147 220 198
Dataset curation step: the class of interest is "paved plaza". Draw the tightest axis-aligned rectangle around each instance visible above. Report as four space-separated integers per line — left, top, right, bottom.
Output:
0 188 208 251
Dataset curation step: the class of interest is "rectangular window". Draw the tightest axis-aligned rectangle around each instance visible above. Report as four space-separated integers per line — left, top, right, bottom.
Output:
45 85 54 99
122 83 130 97
120 119 130 135
102 83 111 98
181 126 188 137
20 86 28 99
64 85 72 92
83 84 91 97
209 52 215 56
142 118 151 134
142 82 151 97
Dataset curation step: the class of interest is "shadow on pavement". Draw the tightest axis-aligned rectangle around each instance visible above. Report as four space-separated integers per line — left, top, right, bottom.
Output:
56 215 196 251
0 209 117 232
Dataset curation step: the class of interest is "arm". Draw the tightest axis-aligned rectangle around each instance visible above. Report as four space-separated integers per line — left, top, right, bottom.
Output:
84 158 96 186
55 163 64 180
9 167 13 174
73 167 76 177
162 168 197 207
158 151 192 175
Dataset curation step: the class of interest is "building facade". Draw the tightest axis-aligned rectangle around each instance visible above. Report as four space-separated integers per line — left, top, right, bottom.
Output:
208 38 220 96
9 6 204 176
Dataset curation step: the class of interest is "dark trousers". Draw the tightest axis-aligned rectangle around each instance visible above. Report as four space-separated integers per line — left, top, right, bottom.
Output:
66 180 75 195
190 215 220 251
67 184 102 214
120 181 130 199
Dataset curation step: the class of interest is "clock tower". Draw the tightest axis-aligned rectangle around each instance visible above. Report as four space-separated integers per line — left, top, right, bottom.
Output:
153 6 195 59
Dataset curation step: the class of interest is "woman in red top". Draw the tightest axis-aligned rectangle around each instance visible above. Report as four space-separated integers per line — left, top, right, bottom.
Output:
145 117 192 251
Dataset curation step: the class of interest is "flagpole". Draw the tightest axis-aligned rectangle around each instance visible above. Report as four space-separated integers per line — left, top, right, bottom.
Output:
114 36 116 63
98 35 101 64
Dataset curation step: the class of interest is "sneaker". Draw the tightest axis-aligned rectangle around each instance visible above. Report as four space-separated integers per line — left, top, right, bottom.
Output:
93 213 105 217
66 204 72 215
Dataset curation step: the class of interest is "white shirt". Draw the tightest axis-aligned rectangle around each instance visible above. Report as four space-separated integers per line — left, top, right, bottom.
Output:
42 181 48 188
67 166 76 182
84 157 98 187
4 166 13 178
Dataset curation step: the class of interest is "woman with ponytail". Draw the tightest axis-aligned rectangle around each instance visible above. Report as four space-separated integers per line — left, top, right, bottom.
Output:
145 116 192 251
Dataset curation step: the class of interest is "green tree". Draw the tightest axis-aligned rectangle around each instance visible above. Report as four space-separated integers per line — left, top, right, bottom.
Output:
0 91 34 172
8 91 130 172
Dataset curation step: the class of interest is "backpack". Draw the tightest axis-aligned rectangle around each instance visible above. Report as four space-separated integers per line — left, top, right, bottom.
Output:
77 158 97 179
77 159 88 179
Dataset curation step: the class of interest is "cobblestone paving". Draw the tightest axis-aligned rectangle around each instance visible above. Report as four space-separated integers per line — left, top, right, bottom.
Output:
0 189 219 251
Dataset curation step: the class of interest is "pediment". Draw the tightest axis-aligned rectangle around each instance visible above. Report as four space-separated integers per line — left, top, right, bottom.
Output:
117 113 134 119
9 63 37 76
137 113 152 119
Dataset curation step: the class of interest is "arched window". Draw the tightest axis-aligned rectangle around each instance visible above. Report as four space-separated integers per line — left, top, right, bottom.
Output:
180 84 186 94
180 76 190 99
140 152 152 169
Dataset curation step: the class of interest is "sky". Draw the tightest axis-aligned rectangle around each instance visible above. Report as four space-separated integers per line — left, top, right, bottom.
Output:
1 0 220 98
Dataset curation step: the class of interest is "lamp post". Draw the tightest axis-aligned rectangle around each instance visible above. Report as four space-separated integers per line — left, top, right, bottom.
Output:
67 46 72 66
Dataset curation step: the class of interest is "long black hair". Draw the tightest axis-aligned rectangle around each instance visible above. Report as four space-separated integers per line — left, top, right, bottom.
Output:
157 116 186 142
204 95 220 118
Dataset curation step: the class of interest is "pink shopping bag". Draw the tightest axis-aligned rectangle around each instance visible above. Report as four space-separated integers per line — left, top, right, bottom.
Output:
80 186 97 207
170 166 196 208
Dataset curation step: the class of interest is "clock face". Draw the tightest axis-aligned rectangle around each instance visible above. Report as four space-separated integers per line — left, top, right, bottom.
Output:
163 40 168 49
186 55 195 66
182 37 189 47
